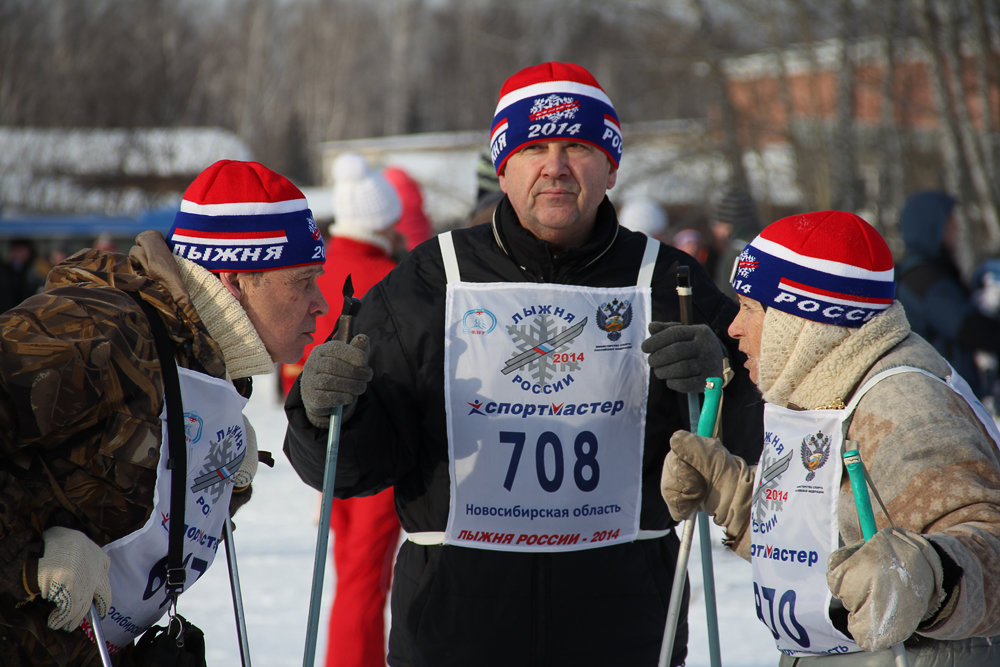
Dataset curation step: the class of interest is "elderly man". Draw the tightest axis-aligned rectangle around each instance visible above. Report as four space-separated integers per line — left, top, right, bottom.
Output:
0 160 328 666
283 62 763 666
662 210 1000 665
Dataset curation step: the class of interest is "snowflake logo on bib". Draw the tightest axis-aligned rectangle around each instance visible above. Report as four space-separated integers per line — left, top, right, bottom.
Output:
501 314 586 391
190 423 246 503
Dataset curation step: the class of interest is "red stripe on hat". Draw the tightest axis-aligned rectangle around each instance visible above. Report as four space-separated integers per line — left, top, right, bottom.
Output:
172 228 287 241
780 278 893 305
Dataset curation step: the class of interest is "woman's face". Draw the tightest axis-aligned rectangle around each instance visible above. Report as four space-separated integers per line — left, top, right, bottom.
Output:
728 295 766 386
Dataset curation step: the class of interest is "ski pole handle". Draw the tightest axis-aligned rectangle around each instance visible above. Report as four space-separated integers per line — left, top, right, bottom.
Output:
676 265 693 326
842 441 909 667
696 377 723 438
329 275 361 344
659 376 725 667
842 442 877 541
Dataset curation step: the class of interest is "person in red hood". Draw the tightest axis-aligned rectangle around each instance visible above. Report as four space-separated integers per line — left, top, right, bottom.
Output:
382 165 434 253
297 152 405 667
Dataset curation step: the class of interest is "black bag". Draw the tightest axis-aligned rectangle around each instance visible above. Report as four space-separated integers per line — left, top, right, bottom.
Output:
131 614 207 667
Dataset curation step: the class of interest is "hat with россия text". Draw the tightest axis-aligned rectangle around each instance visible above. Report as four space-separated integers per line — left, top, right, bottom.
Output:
730 210 895 327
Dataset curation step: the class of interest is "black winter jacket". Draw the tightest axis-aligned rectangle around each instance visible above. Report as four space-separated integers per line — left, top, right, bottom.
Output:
284 195 763 666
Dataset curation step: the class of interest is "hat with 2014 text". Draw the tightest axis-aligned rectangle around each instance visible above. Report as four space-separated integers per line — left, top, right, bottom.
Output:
489 62 622 174
730 210 895 327
167 160 325 272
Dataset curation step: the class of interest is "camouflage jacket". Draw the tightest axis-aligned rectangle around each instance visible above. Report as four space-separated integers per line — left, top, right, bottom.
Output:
0 231 250 665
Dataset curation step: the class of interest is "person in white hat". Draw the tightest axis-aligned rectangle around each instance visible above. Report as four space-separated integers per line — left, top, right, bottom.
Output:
619 196 669 242
302 152 404 667
661 210 1000 665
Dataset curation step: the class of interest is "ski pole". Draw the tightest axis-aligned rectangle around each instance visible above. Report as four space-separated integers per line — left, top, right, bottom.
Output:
303 276 360 667
670 265 723 667
842 441 909 667
224 517 252 666
659 375 724 667
89 603 113 667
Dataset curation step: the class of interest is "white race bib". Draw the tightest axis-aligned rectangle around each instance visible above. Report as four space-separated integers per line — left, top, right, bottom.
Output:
438 232 659 552
95 368 248 652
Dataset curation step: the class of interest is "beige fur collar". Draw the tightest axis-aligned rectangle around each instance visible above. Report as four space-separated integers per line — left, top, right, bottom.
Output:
758 302 911 409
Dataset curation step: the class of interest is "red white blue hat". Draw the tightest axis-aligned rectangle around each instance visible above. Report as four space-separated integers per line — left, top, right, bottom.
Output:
490 62 622 174
167 160 325 273
731 210 896 327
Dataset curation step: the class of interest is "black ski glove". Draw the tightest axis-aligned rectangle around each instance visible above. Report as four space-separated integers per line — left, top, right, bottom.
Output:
641 322 726 394
300 334 373 429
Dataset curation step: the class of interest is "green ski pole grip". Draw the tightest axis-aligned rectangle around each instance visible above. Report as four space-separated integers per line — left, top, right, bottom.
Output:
843 441 877 541
696 377 723 437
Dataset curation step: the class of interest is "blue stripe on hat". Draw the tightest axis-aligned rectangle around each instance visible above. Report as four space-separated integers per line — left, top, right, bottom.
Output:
490 93 622 173
732 243 895 327
168 209 324 272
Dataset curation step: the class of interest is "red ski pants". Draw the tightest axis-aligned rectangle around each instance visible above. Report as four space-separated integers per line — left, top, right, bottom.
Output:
325 487 401 667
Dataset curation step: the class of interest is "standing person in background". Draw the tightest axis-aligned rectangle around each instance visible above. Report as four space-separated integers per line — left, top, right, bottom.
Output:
383 165 435 254
464 146 506 228
661 210 1000 665
283 61 763 666
0 160 327 665
671 226 711 267
618 196 669 243
895 190 1000 399
706 184 761 297
0 238 44 312
305 152 405 667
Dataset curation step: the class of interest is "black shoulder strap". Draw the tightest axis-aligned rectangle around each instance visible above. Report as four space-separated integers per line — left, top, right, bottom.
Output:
135 297 188 598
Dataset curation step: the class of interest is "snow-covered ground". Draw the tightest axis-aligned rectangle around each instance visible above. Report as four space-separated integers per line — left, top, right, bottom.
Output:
183 386 781 666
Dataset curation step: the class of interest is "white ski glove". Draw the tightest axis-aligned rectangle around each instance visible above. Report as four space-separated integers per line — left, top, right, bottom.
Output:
232 416 258 490
827 527 946 651
37 526 111 631
661 430 755 556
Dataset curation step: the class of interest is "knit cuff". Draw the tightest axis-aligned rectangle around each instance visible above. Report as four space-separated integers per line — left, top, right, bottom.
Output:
173 256 274 379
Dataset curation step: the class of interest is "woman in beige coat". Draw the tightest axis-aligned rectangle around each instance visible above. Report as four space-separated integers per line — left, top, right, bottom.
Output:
661 210 1000 665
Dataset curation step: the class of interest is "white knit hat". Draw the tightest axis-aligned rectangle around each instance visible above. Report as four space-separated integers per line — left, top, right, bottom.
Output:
619 197 667 237
330 153 402 252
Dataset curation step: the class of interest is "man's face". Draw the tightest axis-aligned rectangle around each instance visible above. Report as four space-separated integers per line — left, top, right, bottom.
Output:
233 265 328 364
728 295 766 386
498 141 617 250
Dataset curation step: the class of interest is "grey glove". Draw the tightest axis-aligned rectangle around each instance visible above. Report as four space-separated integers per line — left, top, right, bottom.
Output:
301 334 373 429
661 430 754 556
37 527 111 631
641 322 725 394
827 527 945 651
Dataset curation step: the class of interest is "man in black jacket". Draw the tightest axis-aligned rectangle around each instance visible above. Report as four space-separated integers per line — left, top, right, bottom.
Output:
284 62 763 667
